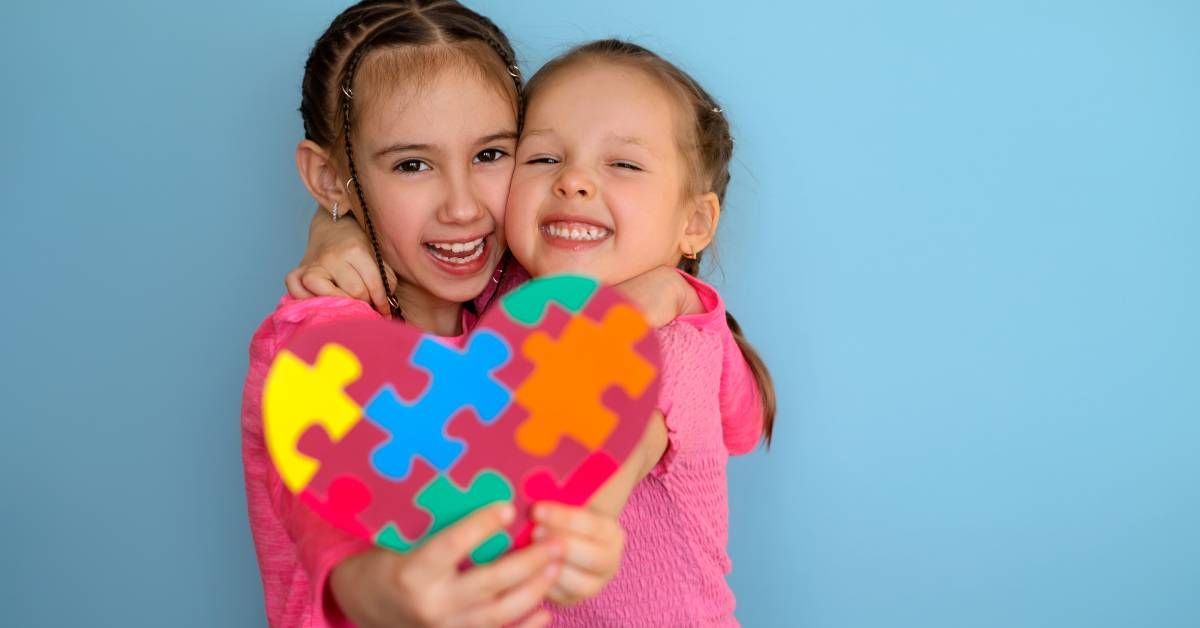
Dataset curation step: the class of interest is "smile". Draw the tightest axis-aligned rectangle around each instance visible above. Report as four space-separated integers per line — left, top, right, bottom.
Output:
422 234 491 276
539 220 613 249
424 236 485 264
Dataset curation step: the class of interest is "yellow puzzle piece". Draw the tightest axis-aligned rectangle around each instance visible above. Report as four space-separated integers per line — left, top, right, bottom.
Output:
263 343 363 492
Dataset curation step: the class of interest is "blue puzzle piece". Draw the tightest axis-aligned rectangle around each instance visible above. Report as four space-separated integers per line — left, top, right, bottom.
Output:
365 331 513 480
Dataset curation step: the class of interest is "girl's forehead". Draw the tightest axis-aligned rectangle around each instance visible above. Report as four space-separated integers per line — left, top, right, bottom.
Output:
523 63 681 143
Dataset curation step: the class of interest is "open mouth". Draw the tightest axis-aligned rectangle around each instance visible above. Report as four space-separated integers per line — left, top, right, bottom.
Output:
423 234 490 275
539 220 613 249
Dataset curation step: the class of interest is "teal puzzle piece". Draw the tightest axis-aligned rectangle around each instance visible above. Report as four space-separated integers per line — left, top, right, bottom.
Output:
416 470 514 564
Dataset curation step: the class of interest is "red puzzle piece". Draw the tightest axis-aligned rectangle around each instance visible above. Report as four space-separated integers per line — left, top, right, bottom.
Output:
298 421 437 541
299 476 372 538
512 451 621 548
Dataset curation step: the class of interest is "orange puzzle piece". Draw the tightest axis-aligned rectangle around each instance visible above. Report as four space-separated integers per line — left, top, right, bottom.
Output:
514 303 656 456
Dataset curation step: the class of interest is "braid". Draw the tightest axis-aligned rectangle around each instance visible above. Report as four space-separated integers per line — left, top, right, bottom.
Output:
338 32 402 317
305 1 524 319
480 35 525 130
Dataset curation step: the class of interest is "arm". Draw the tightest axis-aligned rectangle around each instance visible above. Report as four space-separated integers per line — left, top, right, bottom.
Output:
244 300 560 627
284 207 397 317
530 413 667 607
331 504 563 628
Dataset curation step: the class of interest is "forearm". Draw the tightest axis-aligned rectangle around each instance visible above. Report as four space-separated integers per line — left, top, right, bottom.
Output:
588 412 668 517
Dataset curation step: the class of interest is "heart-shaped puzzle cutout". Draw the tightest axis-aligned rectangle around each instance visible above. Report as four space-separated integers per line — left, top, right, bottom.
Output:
262 275 661 563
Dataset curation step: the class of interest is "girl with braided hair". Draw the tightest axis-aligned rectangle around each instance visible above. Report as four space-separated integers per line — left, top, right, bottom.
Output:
244 2 762 626
242 2 563 626
290 34 776 625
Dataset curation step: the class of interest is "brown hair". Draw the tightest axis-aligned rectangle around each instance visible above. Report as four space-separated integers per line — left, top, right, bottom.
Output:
524 39 777 446
299 0 522 316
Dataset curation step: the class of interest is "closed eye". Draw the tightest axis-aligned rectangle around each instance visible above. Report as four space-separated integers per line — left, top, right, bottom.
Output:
611 160 643 171
394 159 431 174
525 155 560 165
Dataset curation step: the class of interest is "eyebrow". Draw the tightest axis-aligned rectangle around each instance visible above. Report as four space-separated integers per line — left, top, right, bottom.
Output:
609 134 648 148
373 130 518 158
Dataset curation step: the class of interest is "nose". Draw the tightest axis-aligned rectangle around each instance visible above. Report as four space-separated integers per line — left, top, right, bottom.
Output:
439 169 487 225
554 167 595 200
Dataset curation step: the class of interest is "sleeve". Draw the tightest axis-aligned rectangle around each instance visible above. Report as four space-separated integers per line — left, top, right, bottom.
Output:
241 296 379 627
671 271 765 455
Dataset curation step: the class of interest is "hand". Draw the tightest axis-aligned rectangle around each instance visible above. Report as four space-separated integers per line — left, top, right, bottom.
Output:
531 502 625 607
615 265 702 327
285 207 398 317
331 503 563 628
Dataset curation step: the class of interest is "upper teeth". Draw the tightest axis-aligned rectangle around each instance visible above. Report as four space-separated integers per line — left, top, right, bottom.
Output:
428 237 484 253
544 223 610 241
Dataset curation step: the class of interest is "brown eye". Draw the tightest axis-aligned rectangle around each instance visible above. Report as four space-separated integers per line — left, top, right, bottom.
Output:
474 148 508 163
394 159 430 173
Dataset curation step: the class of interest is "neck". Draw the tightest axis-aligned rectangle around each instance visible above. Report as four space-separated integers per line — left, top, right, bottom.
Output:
393 282 464 337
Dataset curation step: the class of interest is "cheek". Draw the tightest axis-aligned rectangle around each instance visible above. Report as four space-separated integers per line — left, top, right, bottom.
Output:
504 174 542 239
372 188 431 254
479 167 514 225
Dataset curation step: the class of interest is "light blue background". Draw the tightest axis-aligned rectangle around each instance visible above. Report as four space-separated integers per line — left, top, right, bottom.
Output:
2 1 1197 626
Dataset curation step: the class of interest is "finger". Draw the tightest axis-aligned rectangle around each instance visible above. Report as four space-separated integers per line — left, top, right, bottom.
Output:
300 271 350 298
531 503 610 542
459 561 559 628
285 269 315 299
534 528 609 575
547 563 598 600
329 264 369 302
509 609 553 628
347 249 390 317
414 503 514 571
456 538 563 604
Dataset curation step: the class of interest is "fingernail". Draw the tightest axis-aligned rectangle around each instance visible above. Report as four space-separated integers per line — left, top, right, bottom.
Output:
532 525 546 540
498 503 515 523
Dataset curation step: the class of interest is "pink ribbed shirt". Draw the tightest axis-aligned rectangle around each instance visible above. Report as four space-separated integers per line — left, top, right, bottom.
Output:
241 271 763 627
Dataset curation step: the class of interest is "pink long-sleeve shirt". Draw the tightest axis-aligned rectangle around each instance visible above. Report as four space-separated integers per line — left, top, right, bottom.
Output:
241 271 763 627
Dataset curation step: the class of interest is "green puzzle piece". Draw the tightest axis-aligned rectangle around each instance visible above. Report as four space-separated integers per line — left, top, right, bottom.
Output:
376 523 414 553
500 275 599 325
417 470 514 564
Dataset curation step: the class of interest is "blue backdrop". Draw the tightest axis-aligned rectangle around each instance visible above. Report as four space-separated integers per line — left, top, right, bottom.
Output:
2 1 1197 626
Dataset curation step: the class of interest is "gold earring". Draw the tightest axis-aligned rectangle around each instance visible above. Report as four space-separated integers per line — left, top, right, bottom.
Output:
683 246 698 260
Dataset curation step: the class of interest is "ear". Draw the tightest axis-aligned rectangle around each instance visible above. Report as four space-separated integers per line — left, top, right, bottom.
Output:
679 191 721 258
295 139 349 212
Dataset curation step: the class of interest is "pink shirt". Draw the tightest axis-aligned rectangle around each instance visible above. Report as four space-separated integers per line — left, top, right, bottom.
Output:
241 272 763 627
549 273 761 627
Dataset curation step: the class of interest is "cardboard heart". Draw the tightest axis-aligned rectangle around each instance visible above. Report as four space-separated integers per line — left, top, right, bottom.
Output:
262 275 661 563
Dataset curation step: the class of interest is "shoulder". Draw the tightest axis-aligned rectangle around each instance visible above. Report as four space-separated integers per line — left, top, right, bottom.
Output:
249 295 381 365
669 270 729 335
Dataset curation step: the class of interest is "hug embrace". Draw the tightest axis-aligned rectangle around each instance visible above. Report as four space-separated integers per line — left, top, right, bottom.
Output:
240 1 776 626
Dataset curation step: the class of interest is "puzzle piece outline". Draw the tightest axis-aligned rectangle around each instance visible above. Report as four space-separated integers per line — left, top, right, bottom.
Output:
513 303 656 456
263 344 363 493
365 331 514 480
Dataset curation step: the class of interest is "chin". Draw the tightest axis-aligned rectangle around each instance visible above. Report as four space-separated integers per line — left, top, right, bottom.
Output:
431 275 491 305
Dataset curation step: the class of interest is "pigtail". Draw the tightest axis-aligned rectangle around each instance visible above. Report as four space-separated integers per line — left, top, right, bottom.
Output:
526 38 778 446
